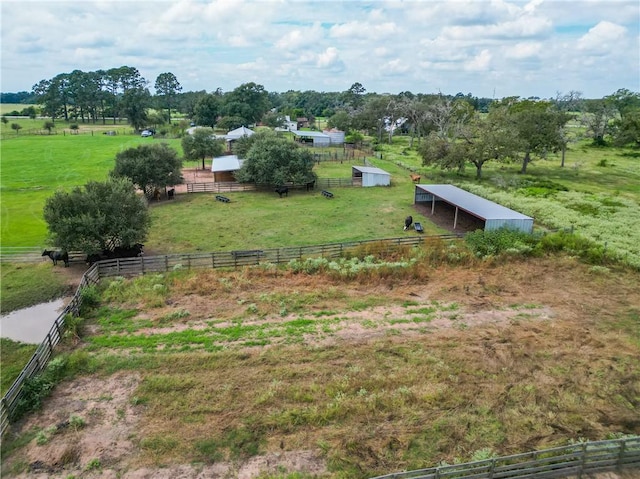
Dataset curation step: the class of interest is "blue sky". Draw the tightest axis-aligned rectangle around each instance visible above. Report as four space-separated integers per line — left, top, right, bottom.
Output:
1 0 638 99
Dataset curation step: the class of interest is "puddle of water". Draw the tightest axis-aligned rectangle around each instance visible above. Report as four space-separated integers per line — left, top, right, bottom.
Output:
0 298 67 344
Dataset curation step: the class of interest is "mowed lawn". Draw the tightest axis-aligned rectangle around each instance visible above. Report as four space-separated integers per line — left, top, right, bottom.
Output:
0 135 181 246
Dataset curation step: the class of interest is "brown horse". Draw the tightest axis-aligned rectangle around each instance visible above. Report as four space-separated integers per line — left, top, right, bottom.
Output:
410 174 421 183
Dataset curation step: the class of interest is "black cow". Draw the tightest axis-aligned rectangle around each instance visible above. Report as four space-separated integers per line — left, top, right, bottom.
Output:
88 243 144 264
42 250 69 267
167 188 175 199
275 187 289 198
404 215 413 231
305 180 316 191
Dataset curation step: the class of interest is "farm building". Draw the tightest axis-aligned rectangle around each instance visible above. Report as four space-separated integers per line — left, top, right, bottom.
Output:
292 130 331 147
352 166 391 187
322 128 345 144
211 155 244 182
414 184 533 233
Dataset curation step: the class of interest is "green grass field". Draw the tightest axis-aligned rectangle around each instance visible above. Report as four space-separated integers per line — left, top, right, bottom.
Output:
0 134 181 245
1 128 639 266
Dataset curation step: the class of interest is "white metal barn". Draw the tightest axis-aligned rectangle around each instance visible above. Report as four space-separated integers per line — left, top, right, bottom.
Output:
352 166 391 187
414 184 533 232
292 130 331 147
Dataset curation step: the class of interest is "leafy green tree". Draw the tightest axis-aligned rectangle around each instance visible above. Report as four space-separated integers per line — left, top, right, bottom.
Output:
223 82 270 125
234 130 316 186
111 143 183 198
43 178 150 254
231 133 256 158
327 110 351 132
1 116 8 125
121 87 151 131
507 99 571 173
194 93 222 127
581 99 616 146
182 128 224 169
43 121 55 134
216 116 245 131
11 123 22 135
343 82 366 108
419 104 518 179
154 72 182 124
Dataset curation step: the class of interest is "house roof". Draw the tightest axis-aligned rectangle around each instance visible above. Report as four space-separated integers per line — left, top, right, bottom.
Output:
211 155 244 172
415 185 532 221
352 166 390 176
225 126 254 140
292 131 330 139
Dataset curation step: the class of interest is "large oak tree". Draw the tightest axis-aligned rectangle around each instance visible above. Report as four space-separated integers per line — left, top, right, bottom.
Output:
43 178 150 254
111 143 183 198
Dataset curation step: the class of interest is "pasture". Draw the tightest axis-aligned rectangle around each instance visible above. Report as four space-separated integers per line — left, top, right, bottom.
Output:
1 126 639 266
0 134 182 246
2 254 639 477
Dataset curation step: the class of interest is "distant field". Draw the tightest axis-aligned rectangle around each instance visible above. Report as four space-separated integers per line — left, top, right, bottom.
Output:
0 103 36 115
0 135 182 246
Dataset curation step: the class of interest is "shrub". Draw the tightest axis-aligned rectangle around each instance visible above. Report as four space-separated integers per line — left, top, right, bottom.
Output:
465 228 537 259
9 356 68 421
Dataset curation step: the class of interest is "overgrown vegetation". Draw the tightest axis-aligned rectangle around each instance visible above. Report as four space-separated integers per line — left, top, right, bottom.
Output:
3 241 638 477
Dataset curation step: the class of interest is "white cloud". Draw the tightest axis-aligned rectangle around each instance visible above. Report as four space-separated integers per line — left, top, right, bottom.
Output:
0 0 638 98
577 21 628 54
505 42 542 59
465 49 492 71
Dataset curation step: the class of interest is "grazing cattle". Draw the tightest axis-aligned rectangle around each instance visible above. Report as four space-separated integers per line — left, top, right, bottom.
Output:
404 215 413 231
275 187 289 198
167 188 175 200
42 250 69 267
91 243 144 263
410 174 421 183
305 180 316 191
86 253 102 265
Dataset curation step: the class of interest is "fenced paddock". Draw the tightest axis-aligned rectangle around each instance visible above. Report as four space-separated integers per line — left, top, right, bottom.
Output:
369 437 640 479
0 235 458 437
3 237 639 479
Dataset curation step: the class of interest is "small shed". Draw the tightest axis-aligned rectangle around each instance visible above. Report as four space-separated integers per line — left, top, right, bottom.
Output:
414 184 533 232
292 130 331 147
352 166 391 187
211 155 244 182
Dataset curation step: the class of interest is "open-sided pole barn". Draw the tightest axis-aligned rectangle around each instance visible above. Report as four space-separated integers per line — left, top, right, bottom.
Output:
414 184 533 232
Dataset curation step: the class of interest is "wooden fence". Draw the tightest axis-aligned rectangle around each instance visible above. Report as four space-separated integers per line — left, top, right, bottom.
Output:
5 235 639 479
370 436 640 479
0 247 86 264
0 235 459 438
186 179 356 194
0 265 100 436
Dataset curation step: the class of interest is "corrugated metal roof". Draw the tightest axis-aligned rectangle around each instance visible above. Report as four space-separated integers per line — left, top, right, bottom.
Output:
211 155 244 172
352 166 390 176
226 126 254 140
415 184 532 221
292 131 330 138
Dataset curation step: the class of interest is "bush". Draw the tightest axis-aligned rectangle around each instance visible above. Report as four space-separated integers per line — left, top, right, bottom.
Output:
9 356 68 421
465 228 537 259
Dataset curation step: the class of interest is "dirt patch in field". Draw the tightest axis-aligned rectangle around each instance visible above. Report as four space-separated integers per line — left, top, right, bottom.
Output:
3 256 639 478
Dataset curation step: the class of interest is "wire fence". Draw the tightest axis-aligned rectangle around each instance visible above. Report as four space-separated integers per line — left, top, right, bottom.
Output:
370 437 640 479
